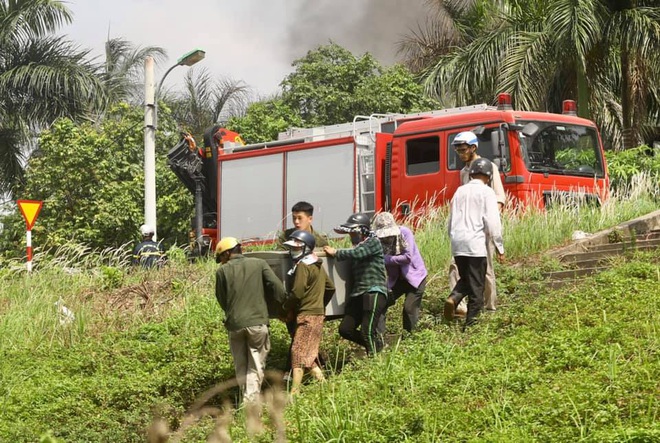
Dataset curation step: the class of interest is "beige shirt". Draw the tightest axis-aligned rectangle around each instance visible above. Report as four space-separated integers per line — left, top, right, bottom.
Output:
460 158 506 206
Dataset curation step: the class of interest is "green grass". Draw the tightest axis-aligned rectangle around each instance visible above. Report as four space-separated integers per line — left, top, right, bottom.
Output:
0 178 658 442
281 252 660 442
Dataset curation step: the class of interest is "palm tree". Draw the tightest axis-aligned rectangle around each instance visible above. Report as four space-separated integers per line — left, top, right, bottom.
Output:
101 37 166 105
398 0 495 73
167 67 251 142
405 0 660 149
605 0 660 148
0 0 106 192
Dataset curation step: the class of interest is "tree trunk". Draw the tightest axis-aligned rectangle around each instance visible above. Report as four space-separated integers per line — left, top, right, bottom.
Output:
619 1 644 150
621 51 634 150
576 63 590 120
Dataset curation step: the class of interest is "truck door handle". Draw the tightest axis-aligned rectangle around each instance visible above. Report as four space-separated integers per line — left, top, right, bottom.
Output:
400 203 410 216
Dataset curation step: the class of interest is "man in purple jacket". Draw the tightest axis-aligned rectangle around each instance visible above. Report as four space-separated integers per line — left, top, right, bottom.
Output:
372 212 428 334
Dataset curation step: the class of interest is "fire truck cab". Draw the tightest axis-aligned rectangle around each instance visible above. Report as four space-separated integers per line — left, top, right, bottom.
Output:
168 94 609 252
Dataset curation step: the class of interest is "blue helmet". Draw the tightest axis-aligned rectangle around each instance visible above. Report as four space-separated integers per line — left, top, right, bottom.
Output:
284 230 316 250
283 230 315 261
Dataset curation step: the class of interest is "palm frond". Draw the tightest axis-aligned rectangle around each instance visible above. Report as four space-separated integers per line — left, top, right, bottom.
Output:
0 120 28 192
397 19 459 73
0 35 107 124
498 30 557 111
213 77 251 122
606 7 660 59
398 0 483 72
101 37 167 104
448 19 516 104
0 0 71 42
167 67 252 140
548 0 607 68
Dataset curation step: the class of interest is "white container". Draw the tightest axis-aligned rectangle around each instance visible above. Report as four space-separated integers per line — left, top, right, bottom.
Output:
244 250 353 318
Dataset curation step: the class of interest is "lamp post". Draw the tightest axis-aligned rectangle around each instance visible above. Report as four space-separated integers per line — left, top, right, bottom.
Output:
143 49 205 240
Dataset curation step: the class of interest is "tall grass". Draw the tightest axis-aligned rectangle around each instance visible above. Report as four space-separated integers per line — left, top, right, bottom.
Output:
409 173 658 299
0 175 658 442
282 251 660 442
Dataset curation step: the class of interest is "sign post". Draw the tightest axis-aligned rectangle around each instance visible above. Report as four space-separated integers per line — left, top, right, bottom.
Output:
17 200 43 273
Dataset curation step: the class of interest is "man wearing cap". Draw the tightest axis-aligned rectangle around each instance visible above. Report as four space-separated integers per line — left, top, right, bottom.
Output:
132 224 166 268
449 131 505 315
215 237 286 402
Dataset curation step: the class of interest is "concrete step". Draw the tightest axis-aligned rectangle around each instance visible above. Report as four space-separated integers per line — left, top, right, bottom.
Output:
616 229 660 240
561 243 660 263
541 215 660 289
543 230 660 288
543 266 609 280
563 257 612 269
585 238 660 253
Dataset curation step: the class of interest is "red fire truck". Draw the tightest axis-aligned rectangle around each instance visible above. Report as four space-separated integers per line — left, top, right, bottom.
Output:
168 93 609 253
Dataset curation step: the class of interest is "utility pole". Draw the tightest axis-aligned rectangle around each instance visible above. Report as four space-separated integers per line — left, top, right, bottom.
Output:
144 56 157 240
143 49 205 242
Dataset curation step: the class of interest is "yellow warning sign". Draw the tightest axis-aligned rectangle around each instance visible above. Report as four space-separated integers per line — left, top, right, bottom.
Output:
17 200 43 230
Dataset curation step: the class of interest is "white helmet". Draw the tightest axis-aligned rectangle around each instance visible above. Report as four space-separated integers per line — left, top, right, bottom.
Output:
140 224 155 236
452 131 478 148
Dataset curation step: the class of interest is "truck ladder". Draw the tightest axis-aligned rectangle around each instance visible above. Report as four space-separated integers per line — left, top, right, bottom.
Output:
352 115 381 217
278 104 494 143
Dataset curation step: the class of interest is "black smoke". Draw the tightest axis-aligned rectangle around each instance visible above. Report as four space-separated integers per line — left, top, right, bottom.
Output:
284 0 428 65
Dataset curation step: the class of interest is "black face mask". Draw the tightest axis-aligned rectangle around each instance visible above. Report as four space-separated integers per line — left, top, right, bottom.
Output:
380 236 397 255
349 232 362 245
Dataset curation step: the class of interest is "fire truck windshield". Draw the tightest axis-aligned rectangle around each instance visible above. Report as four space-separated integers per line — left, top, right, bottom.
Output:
518 122 605 177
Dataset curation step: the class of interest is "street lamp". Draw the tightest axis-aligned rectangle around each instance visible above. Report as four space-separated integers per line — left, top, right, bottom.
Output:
157 48 206 96
144 49 205 240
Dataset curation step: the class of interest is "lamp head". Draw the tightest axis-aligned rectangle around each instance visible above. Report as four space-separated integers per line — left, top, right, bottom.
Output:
177 49 205 67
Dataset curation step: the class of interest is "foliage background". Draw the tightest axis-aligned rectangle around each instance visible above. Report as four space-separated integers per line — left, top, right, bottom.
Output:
0 103 193 256
227 43 439 143
605 145 660 189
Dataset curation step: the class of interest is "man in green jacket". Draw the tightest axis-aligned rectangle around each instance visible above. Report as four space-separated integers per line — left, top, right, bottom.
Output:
215 237 286 402
282 230 335 394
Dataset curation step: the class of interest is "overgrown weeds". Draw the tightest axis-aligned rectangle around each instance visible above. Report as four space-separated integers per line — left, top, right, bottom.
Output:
1 176 658 441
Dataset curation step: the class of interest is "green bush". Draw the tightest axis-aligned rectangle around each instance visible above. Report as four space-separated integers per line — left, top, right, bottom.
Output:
605 145 660 190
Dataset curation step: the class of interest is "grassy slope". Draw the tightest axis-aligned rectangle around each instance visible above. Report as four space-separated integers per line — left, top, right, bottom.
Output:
285 251 659 442
0 195 659 442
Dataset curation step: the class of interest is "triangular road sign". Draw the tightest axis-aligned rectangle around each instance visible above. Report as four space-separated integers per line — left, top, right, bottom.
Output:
17 200 43 230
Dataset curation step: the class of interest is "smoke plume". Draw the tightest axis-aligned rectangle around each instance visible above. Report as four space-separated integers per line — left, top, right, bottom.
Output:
284 0 428 65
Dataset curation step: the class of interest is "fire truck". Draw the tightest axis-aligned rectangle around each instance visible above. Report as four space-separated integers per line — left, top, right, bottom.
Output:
168 93 609 253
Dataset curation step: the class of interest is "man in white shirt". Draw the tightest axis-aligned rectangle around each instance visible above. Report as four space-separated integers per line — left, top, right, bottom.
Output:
444 158 505 328
448 131 506 314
